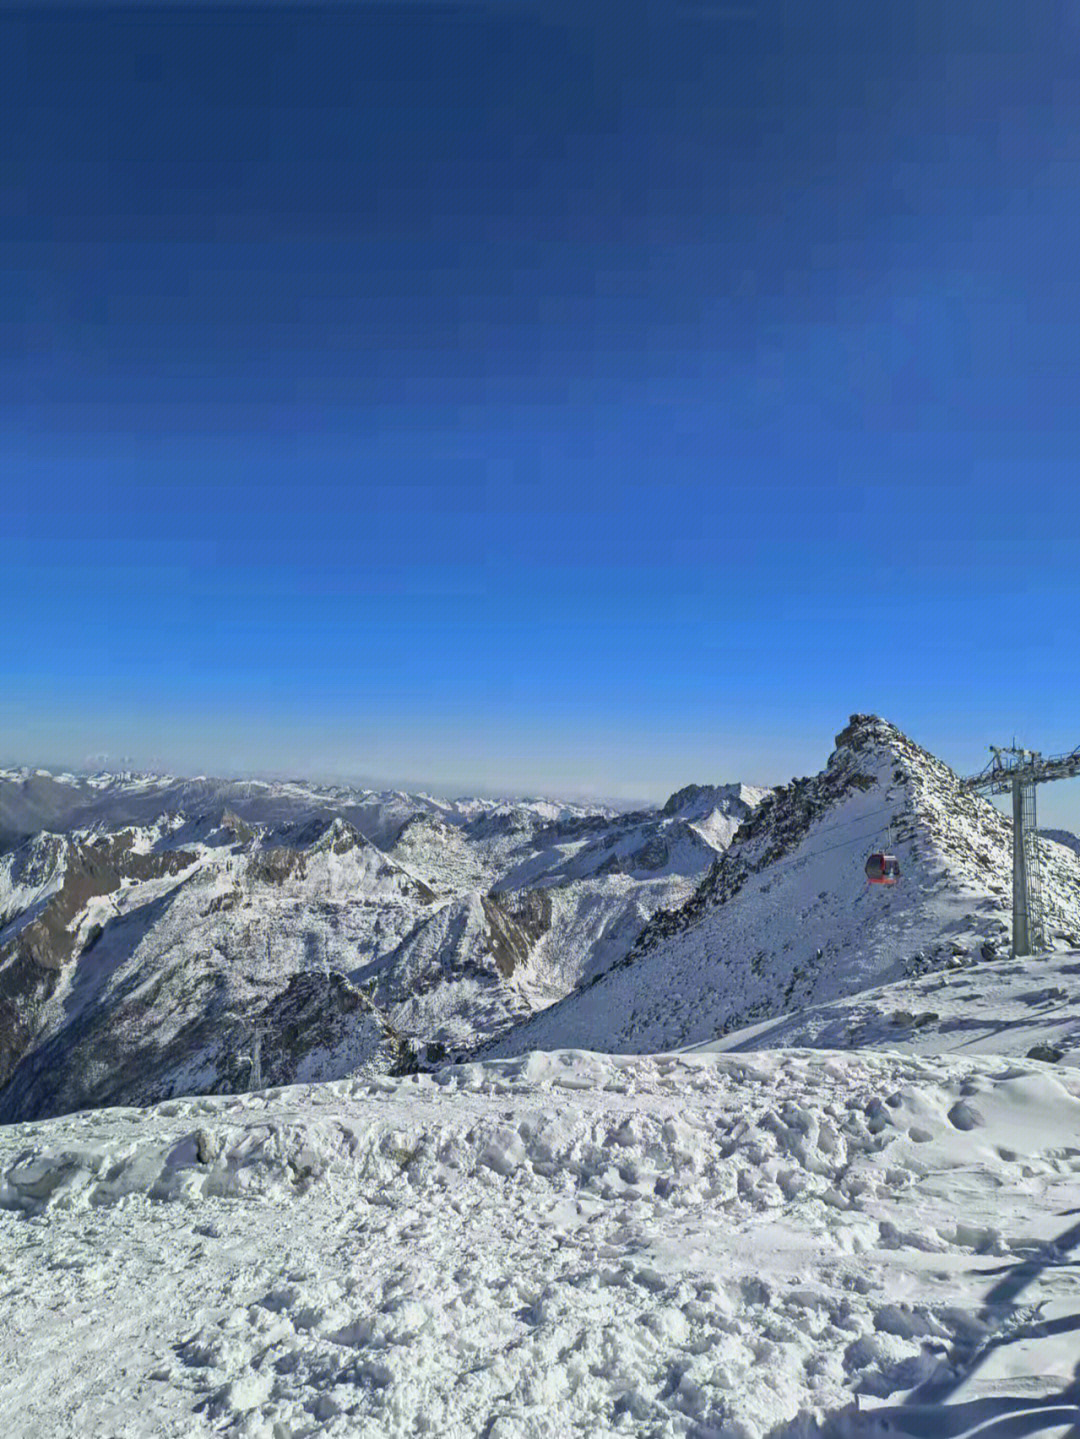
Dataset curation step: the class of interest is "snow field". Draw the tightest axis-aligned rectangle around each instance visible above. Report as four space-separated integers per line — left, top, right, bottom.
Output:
2 1049 1079 1437
702 949 1080 1066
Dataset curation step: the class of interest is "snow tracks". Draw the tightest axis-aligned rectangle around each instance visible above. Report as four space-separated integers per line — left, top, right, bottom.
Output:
2 1050 1080 1437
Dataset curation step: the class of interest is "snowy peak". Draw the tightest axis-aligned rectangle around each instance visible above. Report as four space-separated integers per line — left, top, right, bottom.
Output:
639 709 1027 958
241 820 437 904
0 832 71 936
266 812 363 854
308 815 362 854
660 781 769 820
486 714 1080 1059
830 710 911 756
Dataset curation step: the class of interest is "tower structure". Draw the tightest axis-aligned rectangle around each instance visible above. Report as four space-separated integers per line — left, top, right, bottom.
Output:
961 741 1080 956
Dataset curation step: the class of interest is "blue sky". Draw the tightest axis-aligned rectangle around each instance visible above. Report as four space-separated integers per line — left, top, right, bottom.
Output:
4 2 1080 815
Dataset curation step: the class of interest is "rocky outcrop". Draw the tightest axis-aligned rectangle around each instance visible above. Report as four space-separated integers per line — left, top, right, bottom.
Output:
0 835 198 1092
481 890 552 978
242 971 416 1086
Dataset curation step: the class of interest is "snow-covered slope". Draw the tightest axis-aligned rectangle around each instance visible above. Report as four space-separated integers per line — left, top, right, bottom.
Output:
0 818 438 1121
0 831 71 936
3 1048 1079 1437
388 792 758 1018
702 946 1080 1067
354 890 538 1051
486 715 1080 1058
1042 828 1080 857
479 784 771 1009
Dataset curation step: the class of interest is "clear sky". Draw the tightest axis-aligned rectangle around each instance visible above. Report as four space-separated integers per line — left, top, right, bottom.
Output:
4 2 1080 818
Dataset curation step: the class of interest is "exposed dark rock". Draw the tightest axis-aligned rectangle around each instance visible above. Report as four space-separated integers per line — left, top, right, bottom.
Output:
629 834 670 871
220 808 255 844
660 783 745 817
245 970 404 1084
1026 1043 1064 1063
249 847 307 887
481 890 552 978
0 838 198 1092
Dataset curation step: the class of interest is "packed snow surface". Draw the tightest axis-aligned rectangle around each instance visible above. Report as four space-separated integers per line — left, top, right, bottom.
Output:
2 1047 1079 1437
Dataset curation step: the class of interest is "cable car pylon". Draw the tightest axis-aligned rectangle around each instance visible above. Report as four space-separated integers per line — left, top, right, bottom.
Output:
960 740 1080 956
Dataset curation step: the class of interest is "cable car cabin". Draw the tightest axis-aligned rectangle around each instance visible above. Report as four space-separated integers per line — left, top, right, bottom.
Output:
865 853 901 885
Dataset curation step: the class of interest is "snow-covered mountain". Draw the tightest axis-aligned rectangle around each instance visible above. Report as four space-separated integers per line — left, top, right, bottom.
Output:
0 765 608 856
0 817 433 1121
485 714 1080 1058
0 771 762 1120
8 715 1080 1126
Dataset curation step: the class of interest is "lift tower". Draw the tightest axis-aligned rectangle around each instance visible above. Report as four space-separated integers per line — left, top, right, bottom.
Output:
960 741 1080 956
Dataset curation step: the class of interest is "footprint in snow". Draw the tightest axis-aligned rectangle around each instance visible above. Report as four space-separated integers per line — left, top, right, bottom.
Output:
947 1100 984 1131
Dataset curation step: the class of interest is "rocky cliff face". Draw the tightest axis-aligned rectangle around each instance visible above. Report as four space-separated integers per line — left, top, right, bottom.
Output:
0 831 200 1098
0 812 443 1121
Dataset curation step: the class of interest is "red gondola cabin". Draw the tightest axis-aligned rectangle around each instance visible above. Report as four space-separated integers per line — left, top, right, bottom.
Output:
865 853 901 885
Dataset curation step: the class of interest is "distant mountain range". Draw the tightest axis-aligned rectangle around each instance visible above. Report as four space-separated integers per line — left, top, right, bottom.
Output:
3 717 1080 1124
0 766 762 1120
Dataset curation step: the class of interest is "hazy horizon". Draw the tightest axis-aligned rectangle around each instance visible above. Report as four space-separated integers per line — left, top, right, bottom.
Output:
7 716 1080 831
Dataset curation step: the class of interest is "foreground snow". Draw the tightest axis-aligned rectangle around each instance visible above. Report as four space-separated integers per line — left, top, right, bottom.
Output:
2 1049 1079 1437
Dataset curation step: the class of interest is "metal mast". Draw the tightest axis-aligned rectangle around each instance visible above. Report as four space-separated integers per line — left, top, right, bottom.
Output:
959 741 1080 956
998 749 1045 957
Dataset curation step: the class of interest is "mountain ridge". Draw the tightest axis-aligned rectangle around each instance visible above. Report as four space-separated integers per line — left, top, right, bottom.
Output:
482 714 1080 1060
